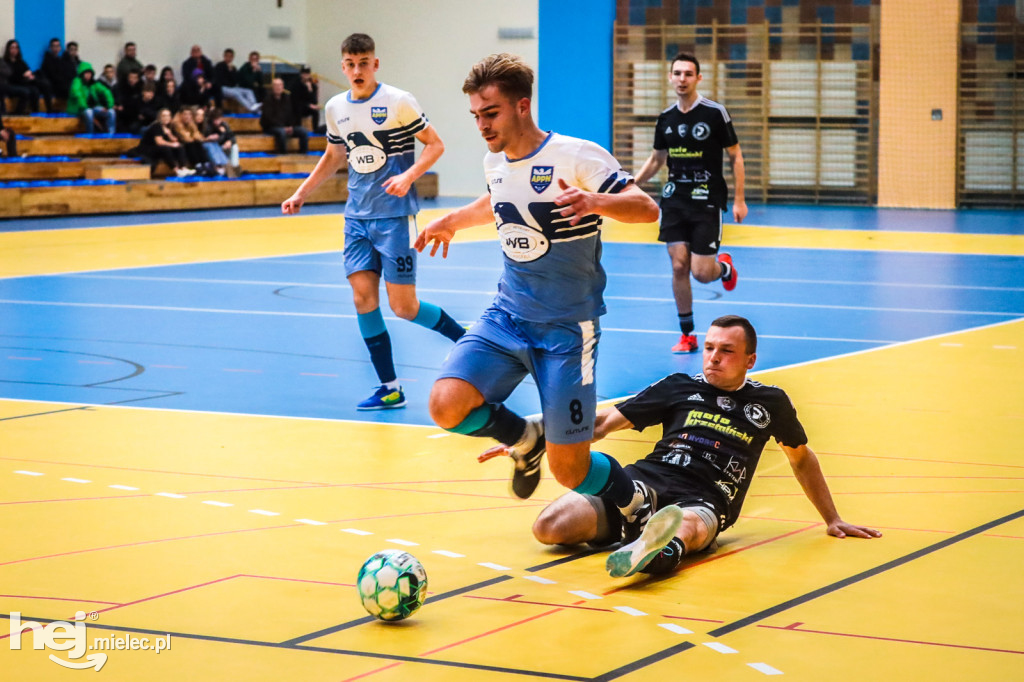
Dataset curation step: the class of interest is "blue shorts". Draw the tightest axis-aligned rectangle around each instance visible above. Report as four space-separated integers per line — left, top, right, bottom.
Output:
438 305 600 445
343 216 418 284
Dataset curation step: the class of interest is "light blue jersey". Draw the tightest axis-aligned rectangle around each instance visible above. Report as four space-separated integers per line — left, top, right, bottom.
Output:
324 82 428 219
483 132 633 323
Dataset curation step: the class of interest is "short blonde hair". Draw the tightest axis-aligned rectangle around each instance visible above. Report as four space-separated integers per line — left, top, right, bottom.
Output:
462 53 533 101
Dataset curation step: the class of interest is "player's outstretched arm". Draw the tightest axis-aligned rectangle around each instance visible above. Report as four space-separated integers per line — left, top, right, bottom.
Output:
553 179 659 226
726 143 747 223
633 148 668 186
383 124 444 197
781 443 882 539
414 194 493 258
593 406 633 442
282 143 347 215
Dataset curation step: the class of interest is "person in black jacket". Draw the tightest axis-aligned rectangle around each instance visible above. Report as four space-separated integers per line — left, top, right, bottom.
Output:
38 38 65 100
180 45 219 106
260 77 307 153
291 66 320 131
214 48 259 113
138 108 191 177
3 39 52 113
115 70 145 134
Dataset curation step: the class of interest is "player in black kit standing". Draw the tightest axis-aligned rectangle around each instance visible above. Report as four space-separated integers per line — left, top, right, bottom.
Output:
506 315 881 578
635 53 747 354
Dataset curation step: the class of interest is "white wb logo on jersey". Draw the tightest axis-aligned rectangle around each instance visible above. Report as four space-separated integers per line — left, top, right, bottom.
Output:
349 145 387 173
499 223 549 262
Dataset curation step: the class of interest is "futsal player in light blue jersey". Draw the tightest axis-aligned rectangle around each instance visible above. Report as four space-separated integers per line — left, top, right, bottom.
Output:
415 53 670 540
283 33 464 410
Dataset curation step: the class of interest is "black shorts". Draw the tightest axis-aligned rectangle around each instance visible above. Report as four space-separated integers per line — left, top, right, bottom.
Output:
658 204 723 256
591 458 728 547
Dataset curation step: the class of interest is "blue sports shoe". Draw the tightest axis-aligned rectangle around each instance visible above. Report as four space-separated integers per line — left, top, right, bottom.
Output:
357 386 407 410
606 505 684 578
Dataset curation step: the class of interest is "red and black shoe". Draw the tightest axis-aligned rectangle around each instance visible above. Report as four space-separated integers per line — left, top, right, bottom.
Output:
718 252 737 292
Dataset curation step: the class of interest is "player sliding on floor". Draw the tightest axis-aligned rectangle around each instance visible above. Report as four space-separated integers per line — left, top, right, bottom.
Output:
482 315 881 577
414 53 665 544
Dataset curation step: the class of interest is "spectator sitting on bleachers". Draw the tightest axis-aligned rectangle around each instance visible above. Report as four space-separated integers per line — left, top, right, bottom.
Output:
97 63 117 93
138 108 192 177
156 78 180 114
260 77 307 154
180 45 220 107
137 82 159 130
291 66 320 131
159 66 176 86
207 108 240 176
142 64 158 89
3 39 53 113
238 51 265 104
0 110 17 157
36 37 64 103
116 42 142 86
179 69 216 108
172 107 210 174
214 48 260 113
67 62 115 135
116 69 145 134
60 42 81 96
194 106 228 176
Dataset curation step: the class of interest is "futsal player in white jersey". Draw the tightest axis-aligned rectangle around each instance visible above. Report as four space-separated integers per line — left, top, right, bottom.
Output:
282 33 464 410
415 54 668 537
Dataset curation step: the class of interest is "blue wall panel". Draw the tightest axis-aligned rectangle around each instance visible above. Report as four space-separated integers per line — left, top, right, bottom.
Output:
14 0 64 70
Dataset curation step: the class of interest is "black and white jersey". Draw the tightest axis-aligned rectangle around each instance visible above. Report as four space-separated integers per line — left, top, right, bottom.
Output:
616 373 807 529
653 97 738 211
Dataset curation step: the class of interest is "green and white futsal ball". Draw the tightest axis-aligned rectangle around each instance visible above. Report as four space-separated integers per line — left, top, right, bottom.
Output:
357 549 428 621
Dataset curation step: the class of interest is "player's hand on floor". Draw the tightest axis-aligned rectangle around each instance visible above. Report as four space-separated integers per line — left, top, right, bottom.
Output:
414 221 454 258
477 443 512 464
827 520 883 539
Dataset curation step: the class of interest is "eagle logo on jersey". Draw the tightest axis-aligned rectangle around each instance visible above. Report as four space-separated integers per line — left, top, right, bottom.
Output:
493 201 550 262
370 106 388 125
345 132 387 173
744 403 771 429
530 166 554 193
692 122 711 141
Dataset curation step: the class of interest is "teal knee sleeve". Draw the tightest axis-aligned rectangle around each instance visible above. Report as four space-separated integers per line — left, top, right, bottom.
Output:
412 301 442 329
445 404 493 435
573 452 611 496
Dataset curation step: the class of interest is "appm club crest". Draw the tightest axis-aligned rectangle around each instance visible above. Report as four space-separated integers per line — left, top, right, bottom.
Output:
371 107 388 124
530 166 554 193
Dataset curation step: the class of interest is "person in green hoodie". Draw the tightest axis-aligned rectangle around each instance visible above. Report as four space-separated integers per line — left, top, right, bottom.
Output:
66 62 116 135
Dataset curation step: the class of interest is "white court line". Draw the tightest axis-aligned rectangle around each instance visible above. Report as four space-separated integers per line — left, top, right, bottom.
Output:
432 550 464 558
14 470 44 476
427 433 450 439
478 562 510 571
202 500 233 507
748 662 784 675
522 575 556 585
155 492 186 499
249 509 279 516
994 345 1017 350
614 606 648 617
2 297 1018 319
704 642 739 654
296 519 327 526
387 538 418 546
658 623 693 635
109 484 138 491
341 528 372 536
568 590 602 600
60 477 91 483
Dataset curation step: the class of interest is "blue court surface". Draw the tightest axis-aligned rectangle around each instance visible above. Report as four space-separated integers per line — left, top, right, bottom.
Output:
2 228 1021 424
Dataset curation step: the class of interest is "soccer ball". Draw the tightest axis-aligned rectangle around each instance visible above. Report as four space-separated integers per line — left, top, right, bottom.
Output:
356 550 428 621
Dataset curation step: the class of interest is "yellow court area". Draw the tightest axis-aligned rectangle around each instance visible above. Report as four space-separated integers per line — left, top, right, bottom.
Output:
0 214 1022 681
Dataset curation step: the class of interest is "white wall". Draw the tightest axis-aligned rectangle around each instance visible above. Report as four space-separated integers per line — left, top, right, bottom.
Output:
65 0 308 80
0 4 13 46
306 0 539 196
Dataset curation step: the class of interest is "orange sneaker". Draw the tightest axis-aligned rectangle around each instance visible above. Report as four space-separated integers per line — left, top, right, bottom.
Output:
671 334 699 353
718 252 737 292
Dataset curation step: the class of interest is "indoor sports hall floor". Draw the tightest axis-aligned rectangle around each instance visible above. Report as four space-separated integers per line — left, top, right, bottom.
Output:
0 201 1021 680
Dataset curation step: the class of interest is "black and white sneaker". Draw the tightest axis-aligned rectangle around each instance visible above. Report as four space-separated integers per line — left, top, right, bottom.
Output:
606 505 684 578
509 416 545 499
619 480 658 545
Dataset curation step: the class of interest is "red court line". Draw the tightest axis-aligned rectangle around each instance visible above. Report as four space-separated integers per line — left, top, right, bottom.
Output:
759 622 1024 655
0 493 153 505
815 450 1024 470
738 514 1024 540
350 483 551 502
92 575 243 616
238 574 356 589
758 474 1024 480
465 594 610 613
749 490 1024 497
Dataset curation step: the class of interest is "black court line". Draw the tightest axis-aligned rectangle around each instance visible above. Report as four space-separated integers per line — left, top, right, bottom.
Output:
0 613 588 681
708 507 1024 637
591 642 697 682
282 575 513 645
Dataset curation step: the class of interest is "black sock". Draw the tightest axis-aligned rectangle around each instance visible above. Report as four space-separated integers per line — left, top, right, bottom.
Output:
677 312 694 336
595 454 636 508
432 309 466 342
467 404 527 446
639 537 685 574
363 331 397 384
720 261 732 281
